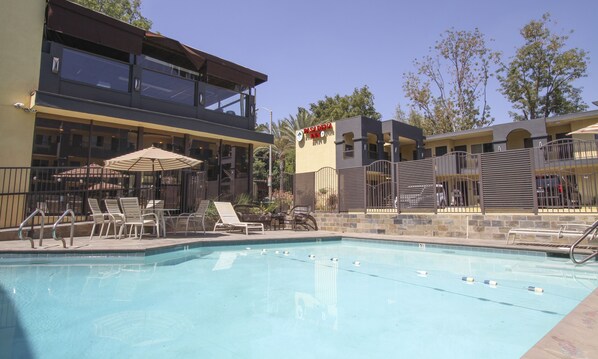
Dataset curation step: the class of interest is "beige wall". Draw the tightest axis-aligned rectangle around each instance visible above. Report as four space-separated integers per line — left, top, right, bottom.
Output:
425 135 494 154
295 122 336 173
506 129 531 150
0 0 45 167
0 1 45 228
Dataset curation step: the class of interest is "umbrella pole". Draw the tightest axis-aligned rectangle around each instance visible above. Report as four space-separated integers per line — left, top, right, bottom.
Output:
152 159 155 208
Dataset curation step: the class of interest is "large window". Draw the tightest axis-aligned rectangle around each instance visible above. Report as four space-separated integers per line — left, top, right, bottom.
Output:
32 118 139 166
141 69 195 105
61 48 130 92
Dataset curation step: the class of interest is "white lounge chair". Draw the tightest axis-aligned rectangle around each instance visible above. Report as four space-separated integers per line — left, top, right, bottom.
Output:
88 198 109 240
177 200 210 235
213 201 264 235
119 197 160 239
104 199 125 239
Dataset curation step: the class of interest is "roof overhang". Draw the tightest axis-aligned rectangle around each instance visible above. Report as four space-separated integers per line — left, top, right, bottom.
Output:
46 0 267 88
31 91 273 147
47 0 146 54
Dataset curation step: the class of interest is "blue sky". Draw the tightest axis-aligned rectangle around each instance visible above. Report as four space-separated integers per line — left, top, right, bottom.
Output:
142 0 598 127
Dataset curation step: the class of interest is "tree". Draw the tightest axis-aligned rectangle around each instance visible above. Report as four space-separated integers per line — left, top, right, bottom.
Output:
394 103 407 122
309 85 382 122
70 0 152 30
402 28 500 135
498 13 588 121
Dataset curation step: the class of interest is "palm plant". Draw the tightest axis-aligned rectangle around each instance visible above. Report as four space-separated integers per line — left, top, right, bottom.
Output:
254 108 326 193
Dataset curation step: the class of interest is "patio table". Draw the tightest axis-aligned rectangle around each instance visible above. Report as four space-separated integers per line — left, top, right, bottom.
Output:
142 208 180 236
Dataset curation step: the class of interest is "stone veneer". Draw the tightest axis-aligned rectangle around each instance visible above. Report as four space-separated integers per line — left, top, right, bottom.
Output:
314 212 597 242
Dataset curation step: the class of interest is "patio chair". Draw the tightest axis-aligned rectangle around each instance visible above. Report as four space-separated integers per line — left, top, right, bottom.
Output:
288 205 318 231
88 198 110 240
119 197 160 239
145 199 164 210
104 199 125 239
213 201 264 235
177 200 210 235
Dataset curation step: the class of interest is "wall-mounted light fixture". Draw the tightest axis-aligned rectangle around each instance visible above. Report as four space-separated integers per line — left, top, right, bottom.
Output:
13 102 37 113
52 57 60 74
133 77 140 91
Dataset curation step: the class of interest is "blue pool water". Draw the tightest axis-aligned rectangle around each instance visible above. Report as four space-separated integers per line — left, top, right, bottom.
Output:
0 239 596 358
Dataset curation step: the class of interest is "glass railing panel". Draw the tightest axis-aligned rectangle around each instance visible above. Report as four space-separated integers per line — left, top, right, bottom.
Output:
203 83 246 117
61 48 130 92
141 69 195 105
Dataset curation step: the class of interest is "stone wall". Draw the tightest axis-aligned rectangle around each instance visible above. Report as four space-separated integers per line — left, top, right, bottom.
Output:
314 212 596 242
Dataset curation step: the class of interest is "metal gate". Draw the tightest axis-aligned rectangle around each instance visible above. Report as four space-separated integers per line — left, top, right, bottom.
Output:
314 167 338 212
365 160 395 213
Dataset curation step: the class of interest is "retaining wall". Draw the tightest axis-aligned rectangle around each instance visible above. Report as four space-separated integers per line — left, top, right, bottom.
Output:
314 212 596 242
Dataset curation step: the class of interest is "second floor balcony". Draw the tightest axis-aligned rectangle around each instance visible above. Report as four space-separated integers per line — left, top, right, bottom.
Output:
38 41 265 132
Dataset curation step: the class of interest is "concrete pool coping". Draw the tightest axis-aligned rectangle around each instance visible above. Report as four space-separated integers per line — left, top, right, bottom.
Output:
0 230 596 358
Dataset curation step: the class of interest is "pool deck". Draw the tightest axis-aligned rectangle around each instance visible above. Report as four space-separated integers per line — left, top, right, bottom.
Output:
0 230 596 358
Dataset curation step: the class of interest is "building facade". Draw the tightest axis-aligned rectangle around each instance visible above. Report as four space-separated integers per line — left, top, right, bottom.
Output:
1 0 271 202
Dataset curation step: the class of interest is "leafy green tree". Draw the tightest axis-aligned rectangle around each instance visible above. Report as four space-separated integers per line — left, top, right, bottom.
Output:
309 85 381 121
402 28 500 134
394 103 407 122
498 13 588 121
70 0 152 30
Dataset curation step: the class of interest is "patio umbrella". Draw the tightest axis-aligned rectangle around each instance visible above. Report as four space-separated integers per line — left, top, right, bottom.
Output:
104 146 202 172
568 123 598 135
54 164 123 178
104 146 202 205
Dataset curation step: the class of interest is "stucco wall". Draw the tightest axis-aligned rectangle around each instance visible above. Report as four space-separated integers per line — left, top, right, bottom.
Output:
295 122 336 173
0 0 45 167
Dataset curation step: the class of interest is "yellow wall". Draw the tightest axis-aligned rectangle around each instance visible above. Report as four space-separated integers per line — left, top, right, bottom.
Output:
425 135 494 154
0 0 45 167
295 122 336 173
0 1 45 229
506 129 531 150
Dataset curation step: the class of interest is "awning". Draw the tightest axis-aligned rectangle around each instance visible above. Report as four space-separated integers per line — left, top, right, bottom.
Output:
46 0 145 54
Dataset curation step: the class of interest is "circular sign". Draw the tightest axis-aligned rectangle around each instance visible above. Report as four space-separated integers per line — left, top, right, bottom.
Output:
296 131 304 142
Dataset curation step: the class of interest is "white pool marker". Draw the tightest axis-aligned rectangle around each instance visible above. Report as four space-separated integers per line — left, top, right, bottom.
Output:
275 250 280 254
330 257 339 262
483 280 498 287
261 249 267 255
246 247 251 250
283 251 290 256
416 270 428 277
308 254 316 259
528 286 544 294
353 261 361 267
462 276 475 283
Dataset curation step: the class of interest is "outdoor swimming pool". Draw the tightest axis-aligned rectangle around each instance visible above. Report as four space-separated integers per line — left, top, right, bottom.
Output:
0 239 596 358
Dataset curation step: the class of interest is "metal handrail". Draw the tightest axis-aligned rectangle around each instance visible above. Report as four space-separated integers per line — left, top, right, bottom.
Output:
569 221 598 264
17 209 45 249
52 209 75 248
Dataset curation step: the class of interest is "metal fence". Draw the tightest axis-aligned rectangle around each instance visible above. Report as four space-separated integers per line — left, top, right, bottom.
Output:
291 139 598 215
2 139 597 228
0 166 206 229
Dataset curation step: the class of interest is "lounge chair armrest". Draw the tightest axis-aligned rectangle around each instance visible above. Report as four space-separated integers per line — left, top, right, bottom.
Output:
108 213 125 221
141 212 159 221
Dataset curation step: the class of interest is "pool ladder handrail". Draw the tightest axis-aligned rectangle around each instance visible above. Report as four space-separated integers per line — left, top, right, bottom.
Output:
569 221 598 265
52 209 75 249
18 209 46 249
